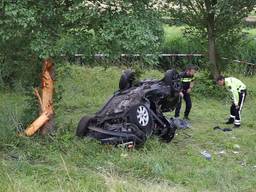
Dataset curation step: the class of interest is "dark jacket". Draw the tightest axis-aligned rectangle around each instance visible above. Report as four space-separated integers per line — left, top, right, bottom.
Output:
179 71 195 92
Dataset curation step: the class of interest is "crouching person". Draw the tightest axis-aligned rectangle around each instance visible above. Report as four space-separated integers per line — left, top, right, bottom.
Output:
216 75 247 128
175 64 198 120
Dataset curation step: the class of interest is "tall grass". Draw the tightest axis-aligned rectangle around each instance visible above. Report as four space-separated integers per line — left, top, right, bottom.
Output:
162 25 204 54
160 25 206 70
243 28 256 37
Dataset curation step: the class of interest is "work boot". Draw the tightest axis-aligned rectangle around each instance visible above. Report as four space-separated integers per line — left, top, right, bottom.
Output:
183 116 190 121
225 118 234 124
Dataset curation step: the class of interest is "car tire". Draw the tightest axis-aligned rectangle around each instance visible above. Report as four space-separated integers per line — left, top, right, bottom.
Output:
76 116 92 137
163 69 178 84
128 104 153 137
125 123 147 147
119 69 135 90
163 69 182 92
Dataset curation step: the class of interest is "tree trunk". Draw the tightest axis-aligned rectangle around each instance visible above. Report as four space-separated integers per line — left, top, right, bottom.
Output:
207 25 219 78
24 58 55 136
205 0 220 79
39 59 55 135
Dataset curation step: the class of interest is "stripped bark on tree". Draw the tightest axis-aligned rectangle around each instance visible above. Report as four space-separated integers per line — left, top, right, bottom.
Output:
24 58 55 136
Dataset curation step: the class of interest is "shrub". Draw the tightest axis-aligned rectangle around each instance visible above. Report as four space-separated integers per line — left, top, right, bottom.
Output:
192 71 228 99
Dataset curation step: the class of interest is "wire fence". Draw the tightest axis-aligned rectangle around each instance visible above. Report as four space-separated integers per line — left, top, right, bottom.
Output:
60 53 256 76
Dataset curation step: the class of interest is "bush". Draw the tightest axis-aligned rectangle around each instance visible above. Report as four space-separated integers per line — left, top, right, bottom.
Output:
193 71 228 99
238 37 256 63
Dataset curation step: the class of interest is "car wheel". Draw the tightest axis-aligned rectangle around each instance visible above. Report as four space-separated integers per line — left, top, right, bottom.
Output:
125 123 147 147
76 116 92 137
163 69 178 84
128 104 153 137
163 69 182 92
119 69 135 90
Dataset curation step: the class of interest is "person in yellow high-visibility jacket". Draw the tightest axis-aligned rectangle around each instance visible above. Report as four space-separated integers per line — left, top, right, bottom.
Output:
216 75 247 127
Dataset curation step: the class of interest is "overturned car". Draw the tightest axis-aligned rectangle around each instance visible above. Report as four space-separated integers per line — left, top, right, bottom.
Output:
76 69 182 147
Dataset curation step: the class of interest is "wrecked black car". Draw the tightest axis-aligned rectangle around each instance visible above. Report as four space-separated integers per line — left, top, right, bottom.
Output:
76 69 182 147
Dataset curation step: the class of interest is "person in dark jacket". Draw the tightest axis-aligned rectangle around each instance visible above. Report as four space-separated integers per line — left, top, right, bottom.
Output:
216 75 247 127
175 64 198 120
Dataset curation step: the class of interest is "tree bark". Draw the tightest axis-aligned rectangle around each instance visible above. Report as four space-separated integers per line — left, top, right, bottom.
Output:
205 0 220 79
207 25 219 78
39 58 55 135
24 58 55 136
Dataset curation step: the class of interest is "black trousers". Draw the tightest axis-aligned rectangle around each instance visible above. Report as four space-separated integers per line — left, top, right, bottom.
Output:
230 90 247 126
175 92 192 118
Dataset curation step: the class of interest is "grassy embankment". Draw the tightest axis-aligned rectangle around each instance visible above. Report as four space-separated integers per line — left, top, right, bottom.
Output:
1 65 256 192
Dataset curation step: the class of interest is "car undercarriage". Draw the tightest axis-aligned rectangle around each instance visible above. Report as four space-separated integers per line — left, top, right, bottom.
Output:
76 69 182 147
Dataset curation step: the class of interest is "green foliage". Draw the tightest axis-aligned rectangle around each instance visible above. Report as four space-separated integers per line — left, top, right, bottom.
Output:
161 25 256 72
62 0 164 68
162 25 204 54
166 0 256 75
193 71 228 99
0 0 165 88
0 0 67 87
237 37 256 63
0 1 68 57
94 11 163 56
158 25 206 70
0 1 41 87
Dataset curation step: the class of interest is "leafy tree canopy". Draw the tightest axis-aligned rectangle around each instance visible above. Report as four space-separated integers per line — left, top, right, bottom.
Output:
0 0 163 86
155 0 256 76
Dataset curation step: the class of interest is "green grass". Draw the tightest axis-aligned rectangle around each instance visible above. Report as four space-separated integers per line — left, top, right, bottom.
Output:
162 25 204 54
164 25 256 41
162 25 256 65
1 65 256 192
243 28 256 37
163 25 185 40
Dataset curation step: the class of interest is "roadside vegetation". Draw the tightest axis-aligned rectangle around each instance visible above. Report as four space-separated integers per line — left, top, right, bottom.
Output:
162 25 256 64
1 65 256 192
